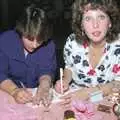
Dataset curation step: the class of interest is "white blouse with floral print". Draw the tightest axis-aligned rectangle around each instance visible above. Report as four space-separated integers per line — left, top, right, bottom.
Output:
64 33 120 89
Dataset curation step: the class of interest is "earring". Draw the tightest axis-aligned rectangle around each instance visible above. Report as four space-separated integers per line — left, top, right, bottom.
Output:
82 31 84 36
109 23 112 28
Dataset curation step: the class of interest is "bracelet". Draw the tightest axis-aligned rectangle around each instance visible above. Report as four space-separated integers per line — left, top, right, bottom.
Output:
11 87 19 96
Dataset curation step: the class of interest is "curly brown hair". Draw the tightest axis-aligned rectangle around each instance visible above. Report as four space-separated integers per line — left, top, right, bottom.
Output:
72 0 120 43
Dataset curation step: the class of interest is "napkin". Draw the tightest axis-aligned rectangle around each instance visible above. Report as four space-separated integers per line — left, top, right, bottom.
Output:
72 100 95 120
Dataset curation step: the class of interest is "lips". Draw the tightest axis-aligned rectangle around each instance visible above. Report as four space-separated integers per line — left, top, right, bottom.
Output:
92 31 101 37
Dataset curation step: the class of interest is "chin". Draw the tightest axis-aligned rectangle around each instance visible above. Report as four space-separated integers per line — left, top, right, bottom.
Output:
26 49 34 53
91 38 104 43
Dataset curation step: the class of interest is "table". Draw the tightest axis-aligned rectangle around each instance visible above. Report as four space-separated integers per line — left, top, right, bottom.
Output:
0 89 118 120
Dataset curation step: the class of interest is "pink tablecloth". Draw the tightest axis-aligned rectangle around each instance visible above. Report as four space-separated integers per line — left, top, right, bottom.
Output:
0 90 117 120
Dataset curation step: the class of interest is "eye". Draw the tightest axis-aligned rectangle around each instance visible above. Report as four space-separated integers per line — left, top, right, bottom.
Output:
98 15 106 20
83 16 92 22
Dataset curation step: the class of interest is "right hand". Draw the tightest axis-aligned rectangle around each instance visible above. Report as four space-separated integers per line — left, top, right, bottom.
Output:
55 80 69 94
12 88 33 104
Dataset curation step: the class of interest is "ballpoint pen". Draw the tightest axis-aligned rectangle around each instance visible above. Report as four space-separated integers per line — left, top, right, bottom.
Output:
20 81 26 89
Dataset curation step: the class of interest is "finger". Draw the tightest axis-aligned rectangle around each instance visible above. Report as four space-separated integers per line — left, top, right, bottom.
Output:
60 93 72 100
20 90 33 103
58 99 72 111
63 86 69 93
26 89 33 96
61 103 72 111
55 81 61 93
59 97 71 105
16 96 27 104
32 95 41 105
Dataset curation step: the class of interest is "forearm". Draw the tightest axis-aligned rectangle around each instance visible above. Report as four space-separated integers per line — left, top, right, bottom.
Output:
99 80 120 96
38 75 52 90
85 80 120 98
63 68 72 84
0 79 18 96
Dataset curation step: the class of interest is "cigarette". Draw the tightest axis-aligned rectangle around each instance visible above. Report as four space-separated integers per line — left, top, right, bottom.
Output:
60 68 63 94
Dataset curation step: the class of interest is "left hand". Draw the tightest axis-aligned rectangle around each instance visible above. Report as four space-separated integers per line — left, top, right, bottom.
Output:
32 75 52 105
59 89 89 110
32 87 50 105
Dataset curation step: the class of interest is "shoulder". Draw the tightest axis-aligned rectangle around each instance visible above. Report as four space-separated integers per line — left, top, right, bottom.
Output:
43 39 55 50
65 33 76 47
0 30 19 44
66 33 76 43
64 33 83 50
0 30 18 39
0 30 21 56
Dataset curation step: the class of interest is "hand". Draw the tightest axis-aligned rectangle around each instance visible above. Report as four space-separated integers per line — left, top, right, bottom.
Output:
12 88 33 104
55 80 69 94
32 75 52 105
59 89 89 110
32 87 51 105
58 94 72 111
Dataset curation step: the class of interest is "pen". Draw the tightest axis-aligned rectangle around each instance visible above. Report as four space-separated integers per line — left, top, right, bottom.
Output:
20 81 26 89
60 68 63 94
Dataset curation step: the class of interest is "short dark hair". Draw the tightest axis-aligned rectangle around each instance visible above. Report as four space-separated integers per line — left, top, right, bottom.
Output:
15 4 52 43
72 0 120 43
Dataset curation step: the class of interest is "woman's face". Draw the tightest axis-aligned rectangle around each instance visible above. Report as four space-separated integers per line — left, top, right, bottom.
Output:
22 37 43 53
82 9 111 43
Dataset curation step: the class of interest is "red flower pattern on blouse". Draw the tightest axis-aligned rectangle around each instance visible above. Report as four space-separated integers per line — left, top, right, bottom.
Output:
87 69 96 76
103 48 106 54
112 64 120 73
83 41 89 49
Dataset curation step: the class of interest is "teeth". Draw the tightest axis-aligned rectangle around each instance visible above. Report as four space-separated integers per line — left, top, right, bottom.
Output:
92 32 100 37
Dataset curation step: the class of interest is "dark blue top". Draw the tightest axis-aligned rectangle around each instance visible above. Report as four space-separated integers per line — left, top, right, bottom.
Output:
0 30 57 88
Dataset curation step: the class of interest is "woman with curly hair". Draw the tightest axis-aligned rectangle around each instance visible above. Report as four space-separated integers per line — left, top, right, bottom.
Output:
55 0 120 101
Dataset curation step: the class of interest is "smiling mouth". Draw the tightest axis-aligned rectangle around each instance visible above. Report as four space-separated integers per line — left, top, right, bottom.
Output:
92 31 101 37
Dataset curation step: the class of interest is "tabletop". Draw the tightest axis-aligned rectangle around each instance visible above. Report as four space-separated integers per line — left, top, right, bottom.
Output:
0 89 118 120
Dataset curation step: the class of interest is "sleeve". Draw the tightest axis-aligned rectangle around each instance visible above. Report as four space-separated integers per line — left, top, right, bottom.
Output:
63 34 74 71
0 49 9 82
38 40 57 79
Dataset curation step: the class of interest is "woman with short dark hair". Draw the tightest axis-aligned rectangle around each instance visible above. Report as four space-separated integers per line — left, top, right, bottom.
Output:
0 4 57 105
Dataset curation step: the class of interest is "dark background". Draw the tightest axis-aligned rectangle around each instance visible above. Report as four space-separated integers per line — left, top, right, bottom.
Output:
0 0 74 48
0 0 120 79
0 0 74 79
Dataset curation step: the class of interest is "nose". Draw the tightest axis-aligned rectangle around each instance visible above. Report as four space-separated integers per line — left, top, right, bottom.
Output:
92 19 99 28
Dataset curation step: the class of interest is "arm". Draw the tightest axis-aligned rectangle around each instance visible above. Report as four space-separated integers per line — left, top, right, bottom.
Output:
55 35 74 93
0 79 18 96
0 49 18 95
63 34 74 85
33 40 57 104
63 68 72 85
0 50 32 103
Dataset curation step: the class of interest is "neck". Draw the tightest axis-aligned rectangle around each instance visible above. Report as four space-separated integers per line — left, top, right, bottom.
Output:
90 41 106 49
